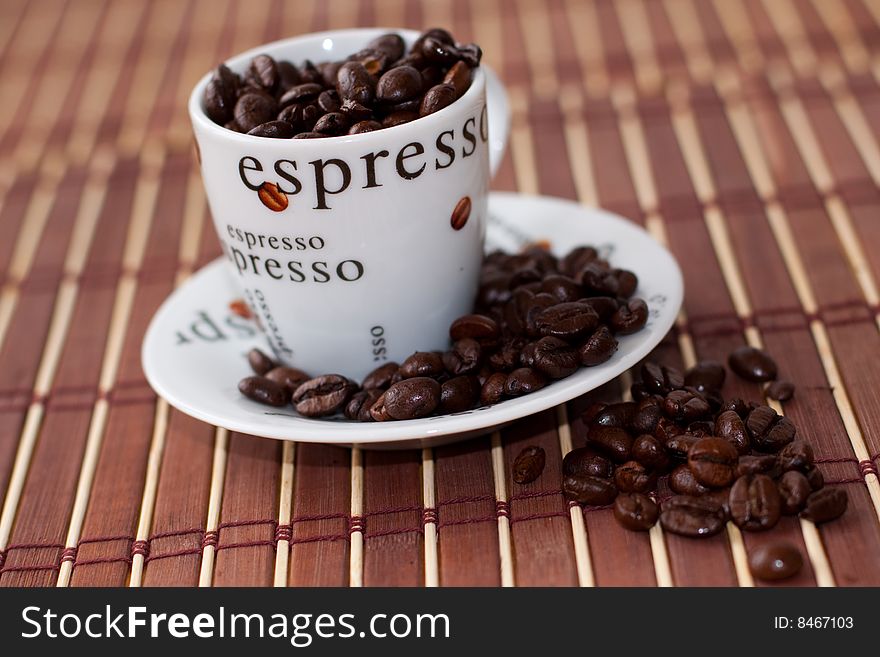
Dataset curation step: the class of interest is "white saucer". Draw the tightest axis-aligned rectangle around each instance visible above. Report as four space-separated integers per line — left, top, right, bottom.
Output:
142 192 683 449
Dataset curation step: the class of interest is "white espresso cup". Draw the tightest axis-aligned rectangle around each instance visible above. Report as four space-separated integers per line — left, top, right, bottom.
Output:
190 28 510 382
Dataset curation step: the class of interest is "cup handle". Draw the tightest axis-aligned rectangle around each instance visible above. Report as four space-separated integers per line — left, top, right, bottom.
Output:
484 67 511 178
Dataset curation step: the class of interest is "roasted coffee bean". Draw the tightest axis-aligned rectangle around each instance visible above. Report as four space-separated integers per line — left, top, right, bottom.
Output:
438 375 480 414
613 493 658 531
641 362 684 395
749 542 803 581
530 336 579 379
399 351 445 379
345 389 382 422
660 495 726 537
563 448 613 479
348 119 383 134
630 399 662 435
778 471 811 515
632 434 670 470
316 89 341 113
489 338 526 372
383 377 441 420
593 402 637 429
451 195 471 230
264 366 310 394
614 460 656 494
715 410 750 455
247 348 276 375
362 362 399 390
777 440 813 472
614 269 638 298
277 60 301 89
443 338 481 375
688 437 739 488
747 405 796 452
577 296 618 322
279 83 323 108
805 466 824 491
540 275 581 303
235 93 277 132
336 61 375 105
736 454 778 477
204 64 238 124
246 54 279 93
381 110 419 127
258 182 288 212
684 361 726 392
450 314 501 343
512 446 545 484
369 391 391 421
580 263 619 297
704 487 732 520
420 83 457 116
313 111 350 136
579 326 618 366
587 425 633 463
223 119 242 132
504 367 546 396
277 102 320 130
299 59 323 84
367 33 406 61
767 380 795 401
535 302 598 341
581 402 609 425
480 372 507 405
292 374 355 417
669 464 710 496
375 65 423 104
443 60 472 97
728 346 778 382
524 293 558 336
238 375 289 407
663 389 711 422
723 397 751 419
248 120 295 138
563 474 617 506
611 298 649 335
339 98 373 121
730 474 782 531
801 487 847 523
665 434 700 461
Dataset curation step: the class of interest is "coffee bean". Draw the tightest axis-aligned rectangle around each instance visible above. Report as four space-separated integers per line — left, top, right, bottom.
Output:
748 542 803 581
665 434 699 462
399 351 445 379
258 182 288 212
614 460 656 494
579 263 619 297
292 374 355 417
777 440 813 472
641 363 684 395
277 60 301 89
382 110 419 127
442 338 481 376
450 314 501 343
345 389 382 422
804 466 824 491
265 366 310 394
669 464 710 496
736 454 778 477
369 391 391 421
730 474 782 531
247 348 275 375
420 83 457 116
563 474 617 506
579 326 618 366
587 425 633 463
246 54 279 93
383 377 441 419
535 302 598 341
611 298 649 334
336 61 375 105
234 93 277 132
277 101 320 130
540 275 581 303
238 376 288 407
524 293 558 337
439 375 480 414
317 89 341 113
376 65 423 104
778 471 811 515
767 380 795 401
715 410 750 455
728 346 778 382
684 361 726 392
348 119 382 134
480 372 507 405
490 338 526 372
613 493 658 531
663 389 711 422
630 399 661 435
504 367 546 396
451 196 471 230
204 64 239 124
248 120 295 138
578 296 619 322
632 434 670 470
723 397 751 419
688 437 739 488
530 336 579 379
443 60 472 97
801 487 847 523
313 111 350 136
746 405 796 452
362 362 399 390
563 448 613 479
367 33 405 61
660 495 726 537
593 402 638 428
512 446 545 484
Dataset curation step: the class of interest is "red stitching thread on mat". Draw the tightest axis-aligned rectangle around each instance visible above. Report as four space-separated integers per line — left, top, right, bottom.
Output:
131 540 149 559
274 524 292 544
509 489 564 502
422 508 438 527
216 540 276 552
202 531 218 549
60 547 77 563
348 516 364 535
0 549 5 569
5 542 65 551
217 518 276 530
291 512 349 523
438 494 495 506
289 533 350 545
495 501 510 519
365 504 423 517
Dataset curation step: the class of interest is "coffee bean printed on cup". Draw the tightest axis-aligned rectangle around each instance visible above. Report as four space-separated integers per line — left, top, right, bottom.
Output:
451 196 471 230
258 181 288 212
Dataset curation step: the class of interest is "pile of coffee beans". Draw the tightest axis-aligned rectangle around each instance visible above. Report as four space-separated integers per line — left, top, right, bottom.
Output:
237 242 650 419
204 28 481 138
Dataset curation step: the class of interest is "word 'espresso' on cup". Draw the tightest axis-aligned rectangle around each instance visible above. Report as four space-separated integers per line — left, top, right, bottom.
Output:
237 107 488 211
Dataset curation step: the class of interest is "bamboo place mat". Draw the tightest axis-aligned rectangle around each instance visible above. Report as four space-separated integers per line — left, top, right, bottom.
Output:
0 0 879 588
